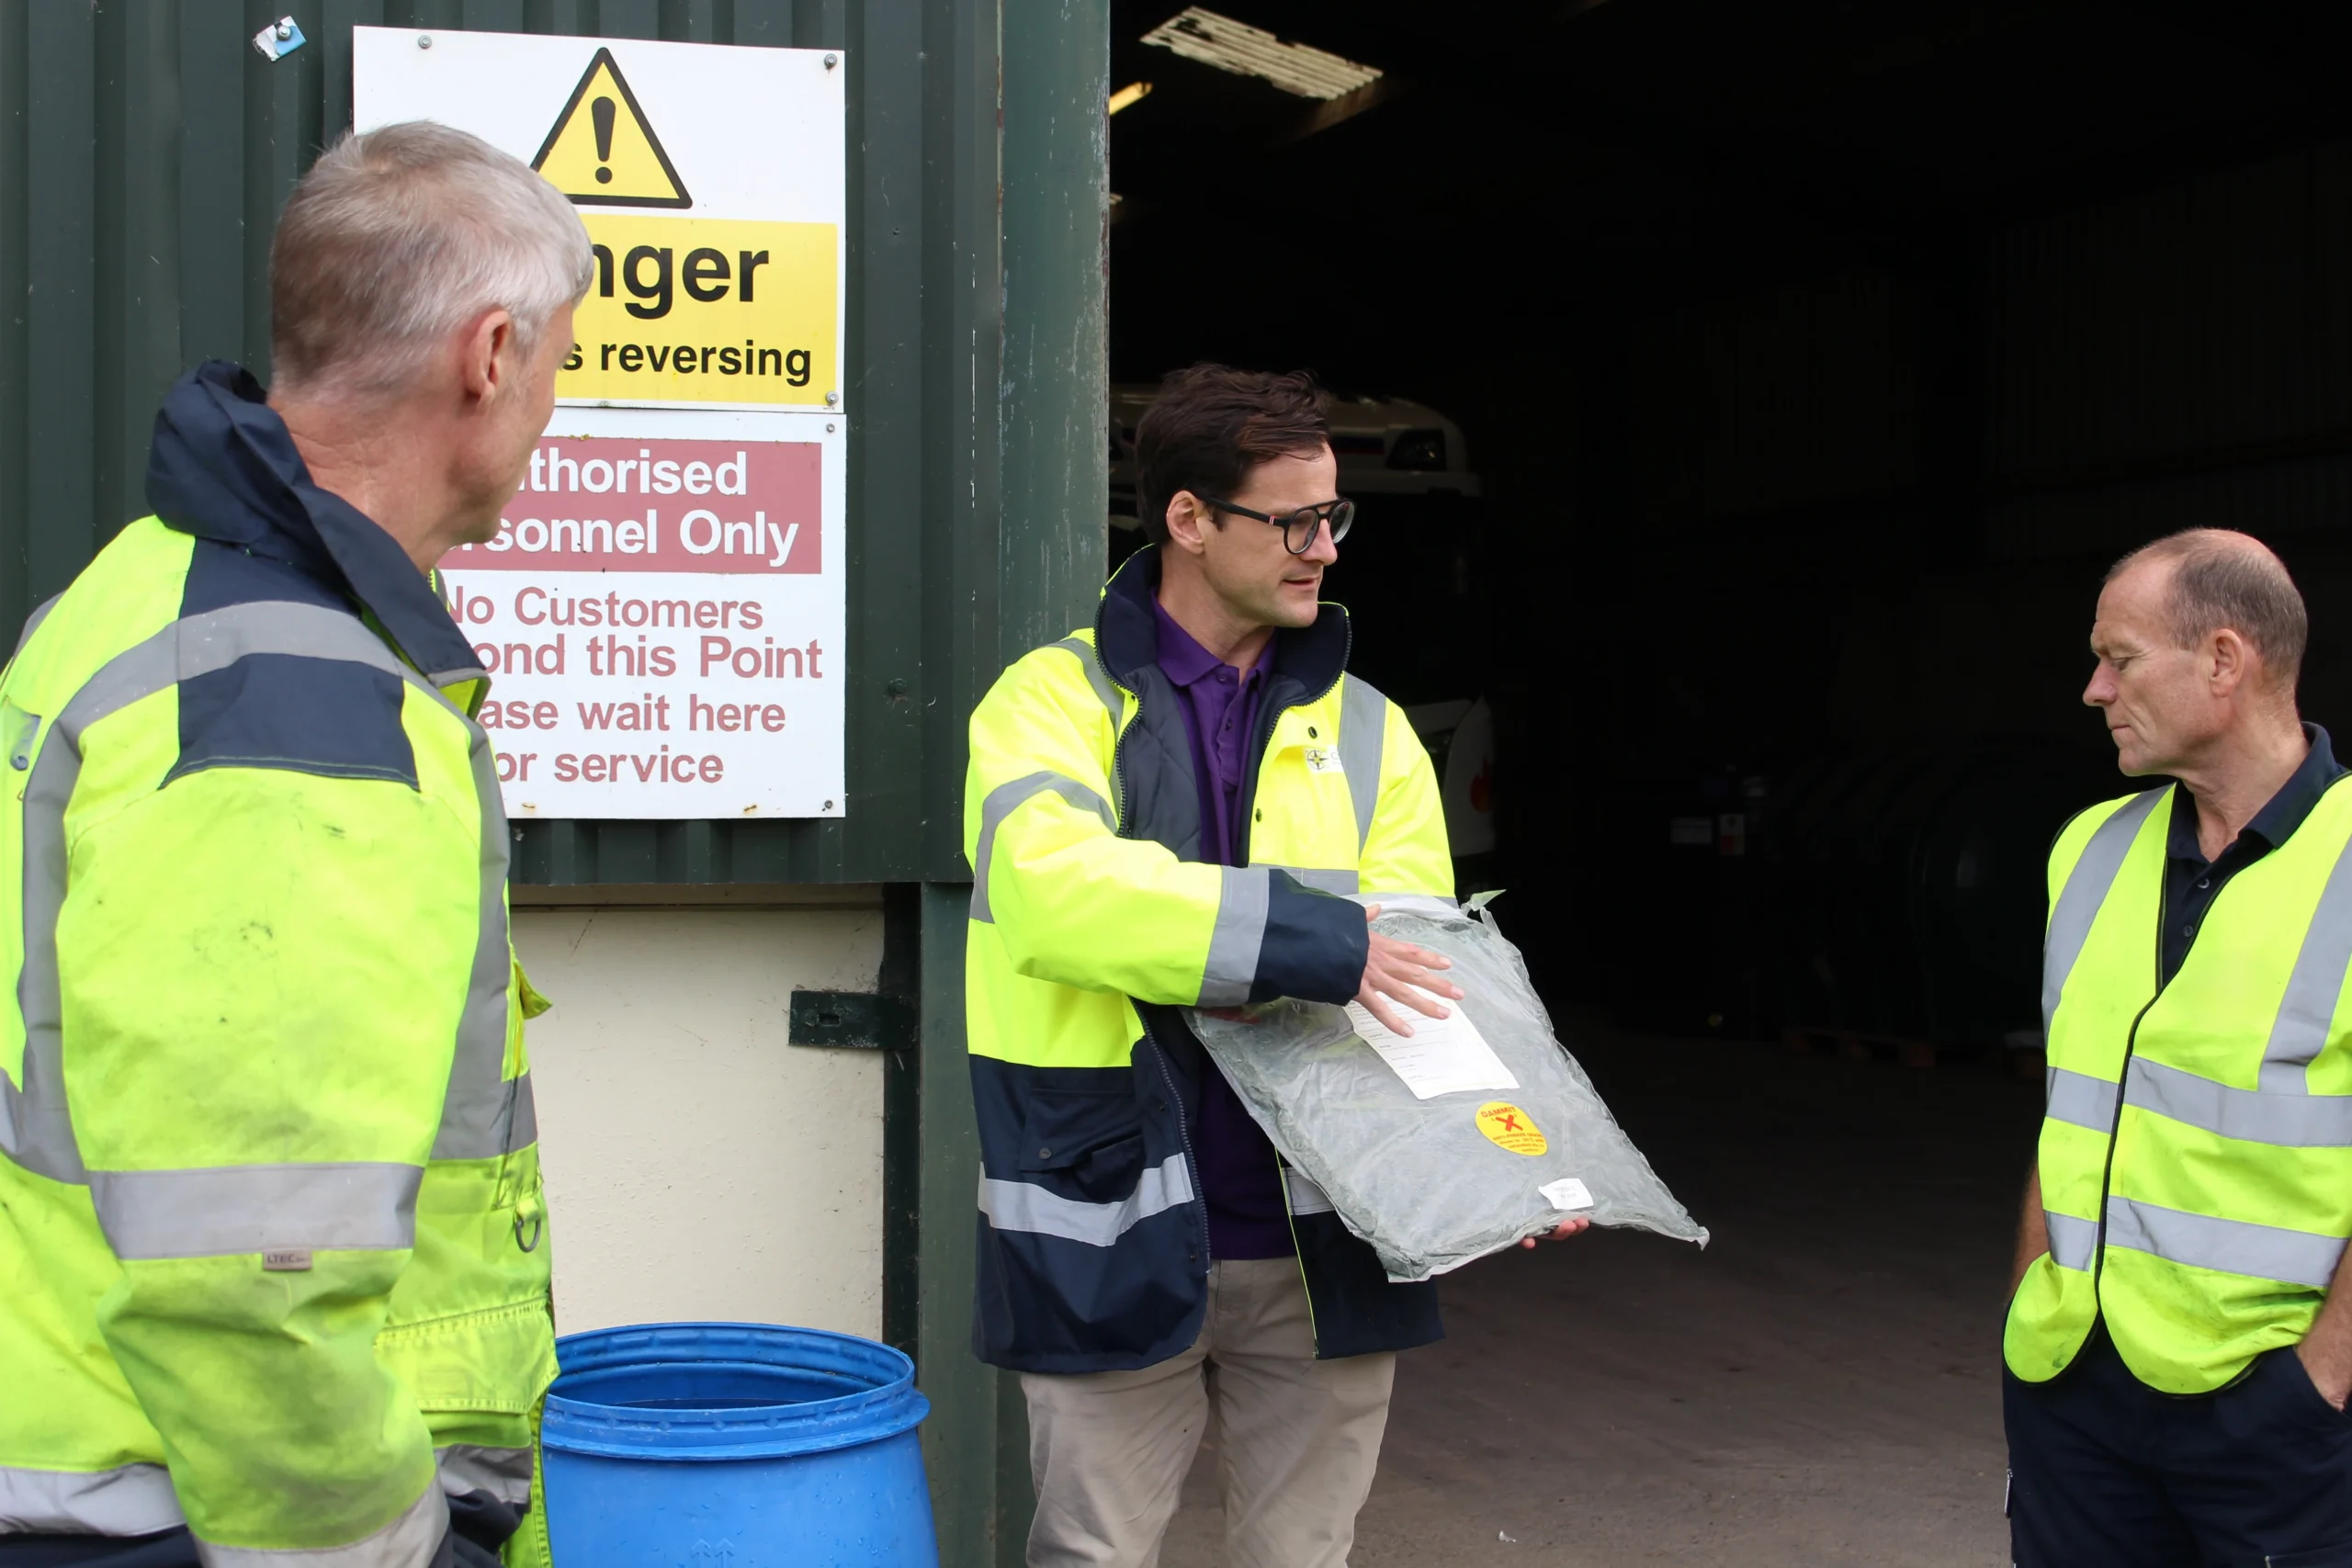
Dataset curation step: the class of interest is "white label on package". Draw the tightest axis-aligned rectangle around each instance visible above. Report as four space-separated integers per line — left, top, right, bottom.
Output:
1540 1178 1595 1212
1344 991 1520 1100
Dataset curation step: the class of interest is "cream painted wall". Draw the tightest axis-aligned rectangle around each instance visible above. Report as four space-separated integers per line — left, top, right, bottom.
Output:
511 902 886 1337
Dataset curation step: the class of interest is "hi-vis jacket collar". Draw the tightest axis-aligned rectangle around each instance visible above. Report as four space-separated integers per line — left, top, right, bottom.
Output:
1094 545 1351 706
144 360 492 705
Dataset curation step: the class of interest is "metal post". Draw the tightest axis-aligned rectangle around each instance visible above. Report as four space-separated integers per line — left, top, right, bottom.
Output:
901 4 1108 1561
1000 0 1110 663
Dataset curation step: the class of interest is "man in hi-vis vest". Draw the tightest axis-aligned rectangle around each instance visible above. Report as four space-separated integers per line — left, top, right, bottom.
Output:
2007 529 2352 1563
0 124 586 1568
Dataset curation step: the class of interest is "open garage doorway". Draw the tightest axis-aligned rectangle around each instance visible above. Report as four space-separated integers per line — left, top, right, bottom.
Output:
1103 3 2352 1561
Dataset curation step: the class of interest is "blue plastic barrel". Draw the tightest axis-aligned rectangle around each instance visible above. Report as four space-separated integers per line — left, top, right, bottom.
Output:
541 1322 937 1567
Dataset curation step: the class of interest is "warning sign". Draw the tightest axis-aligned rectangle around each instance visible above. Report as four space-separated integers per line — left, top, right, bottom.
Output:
532 49 690 208
562 215 836 406
357 30 848 819
355 28 845 413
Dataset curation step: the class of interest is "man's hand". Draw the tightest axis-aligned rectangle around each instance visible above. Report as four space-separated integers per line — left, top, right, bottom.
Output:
2290 1201 2352 1409
2010 1165 2049 1297
1519 1217 1591 1249
1354 905 1463 1035
2295 1339 2352 1411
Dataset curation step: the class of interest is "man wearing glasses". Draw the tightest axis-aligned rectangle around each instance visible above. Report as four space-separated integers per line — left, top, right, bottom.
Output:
963 364 1582 1565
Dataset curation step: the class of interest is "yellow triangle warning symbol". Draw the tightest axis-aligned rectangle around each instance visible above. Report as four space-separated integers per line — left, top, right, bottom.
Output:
531 48 691 209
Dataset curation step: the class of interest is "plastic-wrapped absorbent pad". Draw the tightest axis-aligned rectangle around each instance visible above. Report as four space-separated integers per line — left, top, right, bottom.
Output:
1186 898 1709 1282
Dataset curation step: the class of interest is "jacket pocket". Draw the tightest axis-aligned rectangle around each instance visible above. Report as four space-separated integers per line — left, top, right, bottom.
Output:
377 1297 559 1416
1015 1088 1146 1203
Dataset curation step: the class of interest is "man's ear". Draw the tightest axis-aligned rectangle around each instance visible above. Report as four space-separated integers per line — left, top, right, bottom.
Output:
460 308 519 405
2209 627 2251 698
1163 491 1213 556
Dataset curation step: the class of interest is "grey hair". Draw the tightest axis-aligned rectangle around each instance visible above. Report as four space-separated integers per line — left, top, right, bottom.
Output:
2108 528 2309 693
270 120 594 400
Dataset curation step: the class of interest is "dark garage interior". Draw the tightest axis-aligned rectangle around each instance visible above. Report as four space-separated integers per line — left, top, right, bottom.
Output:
1102 3 2352 1560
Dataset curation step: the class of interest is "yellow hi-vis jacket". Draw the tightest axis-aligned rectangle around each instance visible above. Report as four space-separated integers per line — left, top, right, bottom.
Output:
964 547 1454 1372
0 364 553 1563
2007 768 2352 1393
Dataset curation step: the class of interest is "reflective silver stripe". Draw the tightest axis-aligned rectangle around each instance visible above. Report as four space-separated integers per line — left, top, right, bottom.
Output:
2104 1196 2346 1291
433 1055 538 1167
1198 865 1271 1008
968 770 1117 923
1283 1166 1335 1216
2044 1210 2098 1271
435 1445 532 1508
5 684 78 1177
197 1480 447 1568
2045 1067 2120 1132
505 1070 540 1154
0 1461 180 1534
7 603 413 1184
1261 863 1359 896
1049 637 1125 818
72 603 403 725
1337 674 1387 853
431 703 526 1162
1048 636 1125 736
2041 789 2166 1042
2125 1057 2352 1148
2263 824 2352 1091
977 1153 1195 1247
10 591 62 663
88 1161 423 1261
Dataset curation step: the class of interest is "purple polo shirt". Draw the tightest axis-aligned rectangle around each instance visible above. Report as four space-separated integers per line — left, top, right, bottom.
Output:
1151 597 1296 1259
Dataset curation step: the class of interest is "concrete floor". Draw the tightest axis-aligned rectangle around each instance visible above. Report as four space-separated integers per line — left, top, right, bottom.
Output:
1160 1014 2045 1566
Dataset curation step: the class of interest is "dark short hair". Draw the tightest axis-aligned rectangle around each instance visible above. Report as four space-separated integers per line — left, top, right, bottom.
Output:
1134 365 1329 546
2107 528 2309 691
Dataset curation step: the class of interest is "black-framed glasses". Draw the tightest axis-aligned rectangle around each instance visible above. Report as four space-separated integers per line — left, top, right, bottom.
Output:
1199 495 1355 555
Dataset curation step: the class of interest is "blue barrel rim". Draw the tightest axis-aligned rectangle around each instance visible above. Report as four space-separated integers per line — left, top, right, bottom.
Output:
544 1321 931 1461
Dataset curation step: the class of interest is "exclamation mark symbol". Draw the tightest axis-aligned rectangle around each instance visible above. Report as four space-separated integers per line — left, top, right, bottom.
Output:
592 96 616 184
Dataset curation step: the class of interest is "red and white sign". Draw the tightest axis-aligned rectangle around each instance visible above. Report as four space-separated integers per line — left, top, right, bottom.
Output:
448 438 822 575
439 416 845 820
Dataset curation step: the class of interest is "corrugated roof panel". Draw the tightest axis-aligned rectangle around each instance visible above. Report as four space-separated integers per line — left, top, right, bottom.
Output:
1140 8 1380 100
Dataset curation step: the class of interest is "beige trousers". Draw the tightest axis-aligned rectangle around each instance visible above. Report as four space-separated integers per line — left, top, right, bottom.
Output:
1022 1258 1396 1568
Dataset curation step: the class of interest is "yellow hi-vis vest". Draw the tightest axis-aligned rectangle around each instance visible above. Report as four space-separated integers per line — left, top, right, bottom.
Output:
2006 779 2352 1393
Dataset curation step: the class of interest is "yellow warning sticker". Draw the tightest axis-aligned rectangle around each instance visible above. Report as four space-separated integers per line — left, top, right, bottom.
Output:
1476 1101 1547 1156
533 47 691 208
559 214 837 407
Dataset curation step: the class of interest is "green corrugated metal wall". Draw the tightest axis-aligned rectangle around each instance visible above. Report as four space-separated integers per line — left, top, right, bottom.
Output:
0 2 1106 1560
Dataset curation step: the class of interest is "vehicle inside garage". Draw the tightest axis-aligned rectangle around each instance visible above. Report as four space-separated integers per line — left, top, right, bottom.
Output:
1103 4 2352 1560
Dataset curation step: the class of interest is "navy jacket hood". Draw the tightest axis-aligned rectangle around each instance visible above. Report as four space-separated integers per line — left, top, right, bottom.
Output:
145 360 488 688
